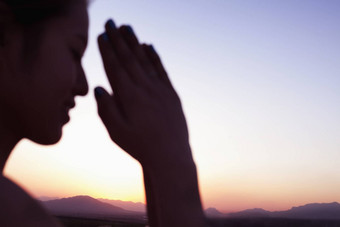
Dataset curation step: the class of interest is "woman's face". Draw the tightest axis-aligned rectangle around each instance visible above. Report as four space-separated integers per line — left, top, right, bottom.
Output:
0 1 89 145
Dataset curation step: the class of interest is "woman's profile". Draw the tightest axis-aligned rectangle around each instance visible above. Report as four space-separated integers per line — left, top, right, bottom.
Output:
0 0 205 226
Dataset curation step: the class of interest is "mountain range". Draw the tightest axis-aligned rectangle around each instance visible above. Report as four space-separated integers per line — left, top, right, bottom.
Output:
97 198 146 212
39 196 146 213
39 196 340 220
40 195 144 220
206 202 340 220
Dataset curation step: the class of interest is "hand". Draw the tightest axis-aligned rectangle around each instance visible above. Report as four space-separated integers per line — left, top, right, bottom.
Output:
95 19 193 168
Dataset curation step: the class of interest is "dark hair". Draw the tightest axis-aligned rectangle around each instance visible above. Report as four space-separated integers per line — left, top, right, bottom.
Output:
0 0 87 66
3 0 71 25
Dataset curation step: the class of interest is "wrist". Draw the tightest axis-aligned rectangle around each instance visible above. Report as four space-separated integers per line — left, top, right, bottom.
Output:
142 154 204 227
142 155 198 196
140 144 195 173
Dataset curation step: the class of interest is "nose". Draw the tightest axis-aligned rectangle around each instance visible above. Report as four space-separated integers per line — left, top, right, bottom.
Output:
73 64 89 96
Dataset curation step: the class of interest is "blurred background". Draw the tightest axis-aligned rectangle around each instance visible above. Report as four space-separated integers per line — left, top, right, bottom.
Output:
5 0 340 212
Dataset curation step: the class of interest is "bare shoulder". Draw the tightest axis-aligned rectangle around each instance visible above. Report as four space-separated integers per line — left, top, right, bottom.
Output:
0 176 62 227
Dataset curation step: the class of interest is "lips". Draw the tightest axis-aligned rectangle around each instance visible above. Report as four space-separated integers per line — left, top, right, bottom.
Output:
62 100 76 123
65 100 76 109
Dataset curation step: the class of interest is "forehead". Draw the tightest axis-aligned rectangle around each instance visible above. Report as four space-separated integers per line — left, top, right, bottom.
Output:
55 1 89 38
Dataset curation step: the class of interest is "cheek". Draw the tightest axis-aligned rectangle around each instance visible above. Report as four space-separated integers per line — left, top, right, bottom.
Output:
43 49 78 97
26 53 77 143
53 49 77 86
26 47 78 122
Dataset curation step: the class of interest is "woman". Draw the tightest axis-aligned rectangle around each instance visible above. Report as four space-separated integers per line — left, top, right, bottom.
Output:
0 0 205 226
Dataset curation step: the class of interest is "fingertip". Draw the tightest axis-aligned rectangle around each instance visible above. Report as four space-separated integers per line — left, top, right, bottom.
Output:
94 87 125 133
102 32 109 41
149 45 157 54
146 44 159 59
94 87 113 117
119 25 140 46
123 25 135 37
94 87 107 99
106 19 117 30
98 32 109 44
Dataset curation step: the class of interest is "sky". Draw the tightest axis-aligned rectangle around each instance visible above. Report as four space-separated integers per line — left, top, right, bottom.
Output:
4 0 340 212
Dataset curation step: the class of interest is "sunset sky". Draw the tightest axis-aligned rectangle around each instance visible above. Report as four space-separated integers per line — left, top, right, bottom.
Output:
5 0 340 213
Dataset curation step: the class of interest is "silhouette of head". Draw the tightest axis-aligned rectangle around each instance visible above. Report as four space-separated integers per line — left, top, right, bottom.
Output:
0 0 89 145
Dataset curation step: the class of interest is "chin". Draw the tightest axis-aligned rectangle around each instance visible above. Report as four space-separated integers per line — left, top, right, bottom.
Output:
28 128 63 145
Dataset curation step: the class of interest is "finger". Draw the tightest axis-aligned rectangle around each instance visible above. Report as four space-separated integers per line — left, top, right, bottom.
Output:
143 44 173 89
119 26 157 80
105 19 149 86
98 33 132 96
94 87 126 140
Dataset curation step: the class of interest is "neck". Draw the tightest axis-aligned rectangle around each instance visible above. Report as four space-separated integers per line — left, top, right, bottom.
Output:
0 124 20 174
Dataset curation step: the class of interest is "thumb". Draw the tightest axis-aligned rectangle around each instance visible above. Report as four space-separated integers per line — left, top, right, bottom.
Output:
94 87 124 139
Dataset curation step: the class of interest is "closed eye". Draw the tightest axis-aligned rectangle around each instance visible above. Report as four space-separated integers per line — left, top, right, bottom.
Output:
69 33 87 62
71 48 82 61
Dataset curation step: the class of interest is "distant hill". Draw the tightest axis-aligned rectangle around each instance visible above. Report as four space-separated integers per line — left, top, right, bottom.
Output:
273 202 340 220
221 202 340 220
227 208 272 218
205 207 226 218
38 196 60 201
38 196 146 213
40 195 142 218
97 198 146 213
